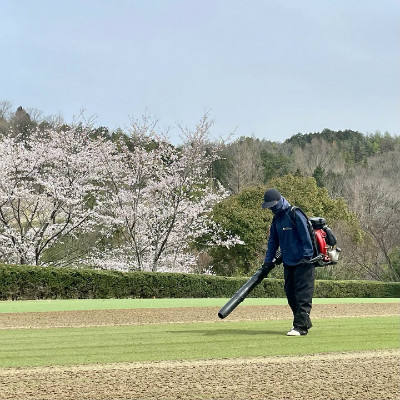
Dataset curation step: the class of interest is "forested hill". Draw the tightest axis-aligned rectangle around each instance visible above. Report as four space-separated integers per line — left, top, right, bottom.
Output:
284 129 398 163
213 128 399 194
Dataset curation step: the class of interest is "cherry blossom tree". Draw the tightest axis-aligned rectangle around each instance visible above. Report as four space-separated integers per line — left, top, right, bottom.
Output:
0 117 242 272
89 115 242 272
0 128 117 266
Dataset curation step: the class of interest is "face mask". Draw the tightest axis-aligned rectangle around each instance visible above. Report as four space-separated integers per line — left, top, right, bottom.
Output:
270 198 283 214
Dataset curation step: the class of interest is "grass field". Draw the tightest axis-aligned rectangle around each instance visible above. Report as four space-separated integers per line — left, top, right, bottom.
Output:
0 298 399 399
0 298 398 368
0 296 398 313
0 316 398 368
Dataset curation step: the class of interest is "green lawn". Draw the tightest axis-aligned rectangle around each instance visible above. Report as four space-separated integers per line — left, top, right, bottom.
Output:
1 298 398 368
0 297 399 313
0 316 398 368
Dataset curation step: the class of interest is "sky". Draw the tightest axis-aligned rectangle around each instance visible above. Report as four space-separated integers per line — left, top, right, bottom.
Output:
1 0 399 144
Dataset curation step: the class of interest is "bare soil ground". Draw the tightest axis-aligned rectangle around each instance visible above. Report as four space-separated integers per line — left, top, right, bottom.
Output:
0 303 399 400
0 350 398 400
0 302 398 329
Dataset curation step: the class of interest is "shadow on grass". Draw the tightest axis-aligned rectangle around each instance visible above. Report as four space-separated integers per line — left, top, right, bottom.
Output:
169 329 281 336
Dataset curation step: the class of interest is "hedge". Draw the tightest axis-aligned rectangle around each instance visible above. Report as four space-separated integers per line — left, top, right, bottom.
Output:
0 264 399 300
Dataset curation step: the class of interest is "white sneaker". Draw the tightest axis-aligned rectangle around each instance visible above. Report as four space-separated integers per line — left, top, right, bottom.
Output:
287 328 306 336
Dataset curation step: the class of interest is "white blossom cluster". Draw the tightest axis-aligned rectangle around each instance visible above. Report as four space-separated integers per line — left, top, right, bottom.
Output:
0 117 243 273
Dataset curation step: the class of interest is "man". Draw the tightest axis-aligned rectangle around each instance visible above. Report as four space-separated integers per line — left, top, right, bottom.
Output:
262 188 315 336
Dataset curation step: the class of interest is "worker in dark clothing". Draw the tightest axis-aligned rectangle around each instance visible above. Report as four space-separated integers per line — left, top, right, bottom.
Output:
262 188 315 336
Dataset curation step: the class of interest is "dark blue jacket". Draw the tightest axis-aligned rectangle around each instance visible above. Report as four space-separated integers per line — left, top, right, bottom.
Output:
264 197 314 266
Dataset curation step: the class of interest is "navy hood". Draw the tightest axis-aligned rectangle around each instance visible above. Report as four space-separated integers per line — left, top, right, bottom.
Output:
270 196 291 215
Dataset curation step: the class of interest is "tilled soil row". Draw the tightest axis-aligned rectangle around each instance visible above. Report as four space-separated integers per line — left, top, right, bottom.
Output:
0 350 398 400
0 302 398 329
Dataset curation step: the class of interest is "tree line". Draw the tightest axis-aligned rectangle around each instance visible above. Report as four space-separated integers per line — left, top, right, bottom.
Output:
1 101 399 281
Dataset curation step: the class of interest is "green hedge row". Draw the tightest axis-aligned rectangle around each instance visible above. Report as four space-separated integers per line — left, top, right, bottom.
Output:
0 264 399 300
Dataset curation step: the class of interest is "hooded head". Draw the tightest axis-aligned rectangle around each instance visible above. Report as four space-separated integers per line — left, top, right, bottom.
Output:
262 188 288 214
262 188 281 209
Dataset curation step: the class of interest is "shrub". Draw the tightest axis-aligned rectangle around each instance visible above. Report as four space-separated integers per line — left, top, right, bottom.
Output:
0 264 398 300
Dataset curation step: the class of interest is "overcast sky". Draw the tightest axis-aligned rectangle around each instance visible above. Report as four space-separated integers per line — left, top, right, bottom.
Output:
1 0 399 144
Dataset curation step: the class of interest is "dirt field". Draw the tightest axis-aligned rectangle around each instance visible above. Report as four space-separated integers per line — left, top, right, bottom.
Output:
0 303 399 400
0 302 398 329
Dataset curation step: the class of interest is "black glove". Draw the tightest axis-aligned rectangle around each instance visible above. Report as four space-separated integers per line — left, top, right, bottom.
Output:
261 262 275 274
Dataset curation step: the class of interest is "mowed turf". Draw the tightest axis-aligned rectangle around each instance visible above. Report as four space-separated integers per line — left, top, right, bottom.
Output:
0 316 398 368
0 297 398 313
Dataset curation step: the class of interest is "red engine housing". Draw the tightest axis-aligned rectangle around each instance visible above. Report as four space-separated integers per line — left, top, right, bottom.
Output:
314 228 330 262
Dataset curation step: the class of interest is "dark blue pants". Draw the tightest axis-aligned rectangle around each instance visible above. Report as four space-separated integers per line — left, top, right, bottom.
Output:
284 262 315 332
